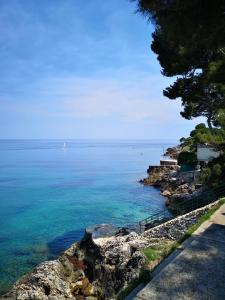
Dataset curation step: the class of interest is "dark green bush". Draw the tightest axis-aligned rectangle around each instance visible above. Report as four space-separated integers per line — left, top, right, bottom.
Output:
177 151 198 166
200 154 225 187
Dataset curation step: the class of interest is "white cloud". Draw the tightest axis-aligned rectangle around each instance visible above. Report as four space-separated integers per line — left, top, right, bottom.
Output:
0 73 183 124
69 88 180 121
56 75 183 122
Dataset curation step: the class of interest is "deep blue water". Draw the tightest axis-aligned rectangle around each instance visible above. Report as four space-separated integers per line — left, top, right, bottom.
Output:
0 139 175 293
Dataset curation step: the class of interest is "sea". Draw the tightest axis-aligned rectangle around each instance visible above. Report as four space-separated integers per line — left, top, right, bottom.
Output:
0 139 176 294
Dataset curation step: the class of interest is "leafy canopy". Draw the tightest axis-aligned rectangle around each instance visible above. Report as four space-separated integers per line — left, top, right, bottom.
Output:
179 123 225 150
134 0 225 126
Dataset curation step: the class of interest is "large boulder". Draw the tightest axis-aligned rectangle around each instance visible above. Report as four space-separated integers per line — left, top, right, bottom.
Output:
3 225 146 300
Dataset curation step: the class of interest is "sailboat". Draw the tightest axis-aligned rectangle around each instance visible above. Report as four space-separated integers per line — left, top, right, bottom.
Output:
63 142 67 149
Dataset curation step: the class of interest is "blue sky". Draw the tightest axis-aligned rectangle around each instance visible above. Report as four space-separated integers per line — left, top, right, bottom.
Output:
0 0 202 139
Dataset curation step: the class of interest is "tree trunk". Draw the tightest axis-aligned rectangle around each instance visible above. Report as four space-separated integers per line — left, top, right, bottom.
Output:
207 112 213 133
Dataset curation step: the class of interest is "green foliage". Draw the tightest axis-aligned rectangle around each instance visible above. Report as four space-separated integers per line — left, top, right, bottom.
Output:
135 0 225 126
212 163 222 177
143 248 159 261
214 109 225 130
199 153 225 187
195 123 206 130
164 79 224 128
178 123 225 186
177 151 197 167
143 239 178 264
198 167 212 184
135 0 225 194
180 123 225 151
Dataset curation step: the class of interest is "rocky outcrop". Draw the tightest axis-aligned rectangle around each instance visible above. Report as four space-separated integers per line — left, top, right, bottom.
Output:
3 225 145 300
167 186 204 207
140 163 202 210
145 146 205 208
2 243 101 300
3 202 218 300
139 165 179 187
164 146 181 159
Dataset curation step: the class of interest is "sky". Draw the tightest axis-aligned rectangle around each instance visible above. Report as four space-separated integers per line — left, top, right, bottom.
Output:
0 0 202 140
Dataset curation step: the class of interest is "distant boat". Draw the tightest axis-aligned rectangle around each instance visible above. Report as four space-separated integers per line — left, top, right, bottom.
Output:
63 142 67 149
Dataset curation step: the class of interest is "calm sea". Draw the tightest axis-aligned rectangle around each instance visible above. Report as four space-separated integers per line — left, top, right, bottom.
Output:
0 139 176 293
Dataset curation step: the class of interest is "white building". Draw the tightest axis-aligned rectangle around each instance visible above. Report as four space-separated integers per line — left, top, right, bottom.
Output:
160 156 178 166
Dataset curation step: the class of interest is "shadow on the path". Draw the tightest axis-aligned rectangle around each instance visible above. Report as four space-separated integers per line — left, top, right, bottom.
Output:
139 222 225 300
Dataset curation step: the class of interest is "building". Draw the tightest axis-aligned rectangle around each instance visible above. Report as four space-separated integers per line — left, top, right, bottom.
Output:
160 156 178 166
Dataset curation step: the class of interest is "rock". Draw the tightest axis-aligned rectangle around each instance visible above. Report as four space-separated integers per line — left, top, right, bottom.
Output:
3 201 216 300
140 161 206 216
162 190 171 197
164 197 171 206
125 232 139 242
86 224 119 240
115 227 130 236
140 165 179 188
70 280 83 295
165 146 181 159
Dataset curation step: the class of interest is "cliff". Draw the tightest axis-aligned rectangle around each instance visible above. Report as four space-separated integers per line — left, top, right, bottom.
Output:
2 224 145 300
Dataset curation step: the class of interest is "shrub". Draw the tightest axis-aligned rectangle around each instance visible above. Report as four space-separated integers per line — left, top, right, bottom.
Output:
177 151 198 166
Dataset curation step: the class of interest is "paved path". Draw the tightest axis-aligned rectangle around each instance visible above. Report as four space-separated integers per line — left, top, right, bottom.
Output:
132 204 225 300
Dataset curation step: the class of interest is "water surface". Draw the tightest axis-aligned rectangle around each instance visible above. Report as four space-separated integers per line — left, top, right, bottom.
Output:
0 139 175 293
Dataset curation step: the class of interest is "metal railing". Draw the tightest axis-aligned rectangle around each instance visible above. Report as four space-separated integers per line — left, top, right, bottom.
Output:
139 184 225 233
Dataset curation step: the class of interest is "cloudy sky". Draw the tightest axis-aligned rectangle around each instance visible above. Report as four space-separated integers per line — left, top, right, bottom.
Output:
0 0 202 139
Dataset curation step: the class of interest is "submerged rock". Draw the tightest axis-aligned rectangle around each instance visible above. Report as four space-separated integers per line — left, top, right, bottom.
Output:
86 224 118 240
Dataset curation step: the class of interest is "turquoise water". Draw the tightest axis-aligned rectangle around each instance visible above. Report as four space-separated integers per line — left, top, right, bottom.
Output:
0 139 175 293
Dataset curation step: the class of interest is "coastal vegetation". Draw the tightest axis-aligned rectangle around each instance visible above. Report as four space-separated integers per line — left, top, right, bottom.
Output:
134 0 225 190
135 0 225 130
199 154 225 187
131 5 225 298
177 123 225 187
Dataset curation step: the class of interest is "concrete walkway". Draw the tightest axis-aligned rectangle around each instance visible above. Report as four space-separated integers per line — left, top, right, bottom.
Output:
132 204 225 300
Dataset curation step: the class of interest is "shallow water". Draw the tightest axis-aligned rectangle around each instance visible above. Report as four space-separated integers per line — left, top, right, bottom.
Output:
0 139 175 293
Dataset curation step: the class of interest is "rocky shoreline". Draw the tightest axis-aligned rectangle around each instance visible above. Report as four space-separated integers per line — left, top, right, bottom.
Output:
2 202 219 300
139 147 202 209
1 146 212 300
